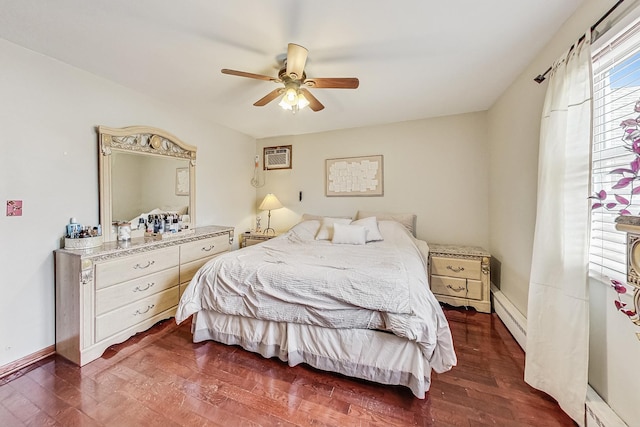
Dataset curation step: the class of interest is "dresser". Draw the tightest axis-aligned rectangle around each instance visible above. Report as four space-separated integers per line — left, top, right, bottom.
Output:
428 243 491 313
55 225 233 366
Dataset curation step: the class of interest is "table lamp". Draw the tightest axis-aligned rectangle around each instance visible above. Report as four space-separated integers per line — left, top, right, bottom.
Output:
258 193 283 235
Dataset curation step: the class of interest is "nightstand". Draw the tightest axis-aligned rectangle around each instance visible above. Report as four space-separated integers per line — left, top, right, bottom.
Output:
428 243 491 313
240 232 279 248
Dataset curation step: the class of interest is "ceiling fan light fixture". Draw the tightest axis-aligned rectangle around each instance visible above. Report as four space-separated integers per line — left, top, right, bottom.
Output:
297 92 310 109
283 83 299 105
279 81 310 113
279 89 309 113
221 43 356 113
278 98 293 110
285 89 298 104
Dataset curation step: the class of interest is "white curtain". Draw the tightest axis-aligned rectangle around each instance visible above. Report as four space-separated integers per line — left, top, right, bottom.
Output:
525 32 592 426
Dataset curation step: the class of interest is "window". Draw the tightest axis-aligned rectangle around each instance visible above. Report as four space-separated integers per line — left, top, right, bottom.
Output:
590 18 640 282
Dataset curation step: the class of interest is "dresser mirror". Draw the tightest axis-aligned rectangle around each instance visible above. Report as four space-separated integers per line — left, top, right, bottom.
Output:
98 125 196 242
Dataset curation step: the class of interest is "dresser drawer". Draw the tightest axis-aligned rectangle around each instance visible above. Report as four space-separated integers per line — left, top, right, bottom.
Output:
179 283 189 299
180 234 230 264
431 256 481 280
180 255 216 285
95 266 179 315
95 246 179 289
95 286 179 342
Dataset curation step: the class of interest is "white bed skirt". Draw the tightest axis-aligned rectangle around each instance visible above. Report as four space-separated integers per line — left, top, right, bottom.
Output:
191 310 432 398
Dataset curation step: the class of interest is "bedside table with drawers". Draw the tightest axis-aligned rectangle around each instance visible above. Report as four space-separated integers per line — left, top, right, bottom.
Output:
240 232 279 248
428 243 491 313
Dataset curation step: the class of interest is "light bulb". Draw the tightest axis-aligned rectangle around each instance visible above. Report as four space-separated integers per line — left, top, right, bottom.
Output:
285 87 298 105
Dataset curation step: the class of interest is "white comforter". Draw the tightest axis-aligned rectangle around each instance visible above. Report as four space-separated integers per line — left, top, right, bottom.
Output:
176 220 456 372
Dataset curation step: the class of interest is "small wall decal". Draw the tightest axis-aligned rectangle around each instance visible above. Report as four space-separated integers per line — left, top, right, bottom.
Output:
6 200 22 216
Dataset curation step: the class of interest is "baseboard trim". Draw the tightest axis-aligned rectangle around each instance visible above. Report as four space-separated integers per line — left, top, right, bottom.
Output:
491 284 527 350
0 345 55 379
586 386 628 427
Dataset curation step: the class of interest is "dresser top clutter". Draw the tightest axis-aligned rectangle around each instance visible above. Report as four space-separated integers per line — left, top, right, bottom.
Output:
55 125 235 366
58 225 234 260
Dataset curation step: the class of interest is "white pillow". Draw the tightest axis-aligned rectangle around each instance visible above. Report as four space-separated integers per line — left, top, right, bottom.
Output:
315 217 353 240
332 223 366 245
355 210 417 236
351 216 384 242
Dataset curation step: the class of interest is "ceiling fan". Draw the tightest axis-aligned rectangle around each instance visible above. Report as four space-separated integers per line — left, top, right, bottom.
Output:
221 43 359 113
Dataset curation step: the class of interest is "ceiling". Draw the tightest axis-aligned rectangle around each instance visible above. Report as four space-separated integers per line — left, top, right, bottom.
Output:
0 0 585 139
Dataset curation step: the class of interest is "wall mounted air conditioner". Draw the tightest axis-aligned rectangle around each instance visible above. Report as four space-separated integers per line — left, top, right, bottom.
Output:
263 145 292 170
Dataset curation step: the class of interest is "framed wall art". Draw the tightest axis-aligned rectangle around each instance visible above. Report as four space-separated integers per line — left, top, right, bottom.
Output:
325 155 384 197
175 167 190 196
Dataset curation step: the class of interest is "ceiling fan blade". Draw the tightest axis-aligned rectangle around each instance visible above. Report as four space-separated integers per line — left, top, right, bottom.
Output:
286 43 308 80
221 69 278 82
300 88 324 112
253 89 283 106
304 77 359 89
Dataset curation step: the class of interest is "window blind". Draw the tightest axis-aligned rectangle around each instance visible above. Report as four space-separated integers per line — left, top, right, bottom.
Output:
590 19 640 282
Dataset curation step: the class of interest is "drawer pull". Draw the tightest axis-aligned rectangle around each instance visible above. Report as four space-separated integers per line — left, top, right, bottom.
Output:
134 304 155 315
446 285 466 293
133 260 155 270
202 245 215 252
446 265 465 273
133 282 155 292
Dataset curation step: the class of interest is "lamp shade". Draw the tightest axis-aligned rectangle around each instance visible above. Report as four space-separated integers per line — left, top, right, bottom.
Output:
259 193 283 211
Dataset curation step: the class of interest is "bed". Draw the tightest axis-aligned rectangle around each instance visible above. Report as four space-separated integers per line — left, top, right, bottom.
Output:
175 215 457 397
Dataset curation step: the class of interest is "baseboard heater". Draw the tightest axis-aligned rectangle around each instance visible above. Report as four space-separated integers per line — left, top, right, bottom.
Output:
490 285 627 427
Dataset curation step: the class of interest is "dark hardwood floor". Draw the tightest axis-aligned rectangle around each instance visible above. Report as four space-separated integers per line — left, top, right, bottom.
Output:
0 307 575 426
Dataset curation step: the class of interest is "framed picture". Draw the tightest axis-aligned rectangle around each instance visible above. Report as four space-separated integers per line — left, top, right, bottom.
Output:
325 155 384 197
175 167 189 196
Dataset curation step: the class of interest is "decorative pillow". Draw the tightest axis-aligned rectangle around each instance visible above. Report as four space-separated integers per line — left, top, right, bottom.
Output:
332 223 366 245
288 219 321 240
351 216 384 242
355 210 417 237
315 217 353 240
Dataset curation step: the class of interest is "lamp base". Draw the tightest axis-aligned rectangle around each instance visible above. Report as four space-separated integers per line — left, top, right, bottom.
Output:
263 228 276 235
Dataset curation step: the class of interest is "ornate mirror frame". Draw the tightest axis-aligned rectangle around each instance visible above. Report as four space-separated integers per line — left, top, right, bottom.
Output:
98 125 197 242
614 216 640 334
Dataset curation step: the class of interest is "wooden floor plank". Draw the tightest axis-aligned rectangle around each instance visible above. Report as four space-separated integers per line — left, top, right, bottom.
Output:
0 307 576 426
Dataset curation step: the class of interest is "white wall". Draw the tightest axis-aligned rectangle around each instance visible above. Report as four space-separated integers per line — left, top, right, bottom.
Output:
0 39 256 367
487 0 639 424
255 112 489 248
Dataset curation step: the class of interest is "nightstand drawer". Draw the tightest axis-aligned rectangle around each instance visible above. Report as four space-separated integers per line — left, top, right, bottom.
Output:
241 232 278 248
245 238 268 247
466 279 482 300
431 275 466 296
431 256 480 280
431 276 483 300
